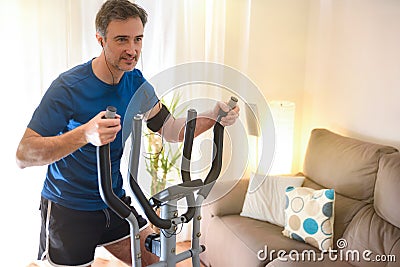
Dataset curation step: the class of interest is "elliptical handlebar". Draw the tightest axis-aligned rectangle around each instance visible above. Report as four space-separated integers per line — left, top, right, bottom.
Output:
128 114 172 229
181 109 197 183
200 97 238 196
97 106 132 219
97 97 238 229
129 174 173 229
178 109 198 223
181 96 238 215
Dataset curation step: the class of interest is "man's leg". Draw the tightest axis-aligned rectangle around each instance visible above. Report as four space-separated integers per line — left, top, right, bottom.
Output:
104 226 159 266
38 197 103 266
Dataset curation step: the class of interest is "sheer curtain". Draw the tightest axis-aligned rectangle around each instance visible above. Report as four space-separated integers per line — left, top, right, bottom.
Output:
136 0 252 175
137 0 232 75
136 0 251 241
1 1 102 265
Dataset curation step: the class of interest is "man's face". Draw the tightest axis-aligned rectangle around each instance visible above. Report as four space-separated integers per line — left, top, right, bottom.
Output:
102 17 144 73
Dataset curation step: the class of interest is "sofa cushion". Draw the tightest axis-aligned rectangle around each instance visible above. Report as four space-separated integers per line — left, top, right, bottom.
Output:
303 129 397 202
266 255 356 267
342 205 400 267
241 174 305 227
282 187 335 251
207 178 249 217
200 178 250 266
204 215 318 266
374 153 400 228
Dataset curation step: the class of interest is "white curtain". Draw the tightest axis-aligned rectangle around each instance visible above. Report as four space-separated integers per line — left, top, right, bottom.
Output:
0 1 102 265
135 0 253 182
135 0 252 242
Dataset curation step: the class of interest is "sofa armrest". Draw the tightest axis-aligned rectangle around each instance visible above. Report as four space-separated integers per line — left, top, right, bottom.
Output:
205 178 249 217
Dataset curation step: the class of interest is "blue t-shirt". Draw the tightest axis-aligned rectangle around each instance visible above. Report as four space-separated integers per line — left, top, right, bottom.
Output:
28 59 159 211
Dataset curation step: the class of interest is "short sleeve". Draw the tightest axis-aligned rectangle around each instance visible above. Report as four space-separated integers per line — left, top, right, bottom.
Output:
122 78 159 144
124 79 159 118
27 80 73 137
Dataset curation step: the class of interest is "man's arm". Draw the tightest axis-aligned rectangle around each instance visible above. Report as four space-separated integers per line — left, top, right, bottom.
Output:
146 101 240 143
16 111 121 169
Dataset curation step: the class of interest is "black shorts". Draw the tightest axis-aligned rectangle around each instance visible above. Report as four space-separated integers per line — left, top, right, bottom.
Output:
38 196 148 266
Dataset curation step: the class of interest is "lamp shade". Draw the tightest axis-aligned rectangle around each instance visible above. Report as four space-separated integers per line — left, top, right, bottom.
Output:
245 103 260 137
269 101 295 175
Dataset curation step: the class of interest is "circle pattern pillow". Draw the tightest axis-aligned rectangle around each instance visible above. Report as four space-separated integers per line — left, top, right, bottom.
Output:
282 186 335 251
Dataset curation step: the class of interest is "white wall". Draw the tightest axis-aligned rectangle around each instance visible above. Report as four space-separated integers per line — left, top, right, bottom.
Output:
238 0 400 172
224 0 310 173
300 0 400 167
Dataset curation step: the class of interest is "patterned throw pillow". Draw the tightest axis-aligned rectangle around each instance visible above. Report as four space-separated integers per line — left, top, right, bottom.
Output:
282 186 335 251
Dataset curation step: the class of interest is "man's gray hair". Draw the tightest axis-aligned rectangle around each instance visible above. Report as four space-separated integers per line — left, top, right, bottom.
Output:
95 0 147 38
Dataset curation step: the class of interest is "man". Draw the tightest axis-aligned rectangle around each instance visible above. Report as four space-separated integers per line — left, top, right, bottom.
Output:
16 0 239 266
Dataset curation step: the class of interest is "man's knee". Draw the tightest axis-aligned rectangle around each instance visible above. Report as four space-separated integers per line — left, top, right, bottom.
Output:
105 226 159 266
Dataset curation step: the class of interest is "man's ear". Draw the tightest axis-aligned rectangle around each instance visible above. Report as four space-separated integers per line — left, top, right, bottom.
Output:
96 32 104 47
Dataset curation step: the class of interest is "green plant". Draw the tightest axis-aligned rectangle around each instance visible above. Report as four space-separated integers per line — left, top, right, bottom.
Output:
145 93 185 196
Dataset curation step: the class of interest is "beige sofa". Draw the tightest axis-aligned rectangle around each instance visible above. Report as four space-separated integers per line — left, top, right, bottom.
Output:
199 129 400 267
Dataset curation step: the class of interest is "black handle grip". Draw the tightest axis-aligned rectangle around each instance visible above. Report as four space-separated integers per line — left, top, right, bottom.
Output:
128 114 172 229
179 109 198 222
97 106 132 219
216 96 238 123
105 106 117 119
129 173 172 229
97 145 132 218
181 109 197 183
204 122 224 185
199 97 238 197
